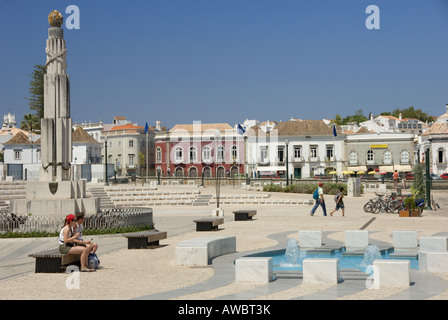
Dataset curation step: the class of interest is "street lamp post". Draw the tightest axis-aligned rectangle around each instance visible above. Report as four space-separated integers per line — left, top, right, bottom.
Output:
425 148 432 210
104 137 109 186
285 139 289 186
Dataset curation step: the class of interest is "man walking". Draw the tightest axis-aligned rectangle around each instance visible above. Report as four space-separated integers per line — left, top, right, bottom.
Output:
310 182 327 216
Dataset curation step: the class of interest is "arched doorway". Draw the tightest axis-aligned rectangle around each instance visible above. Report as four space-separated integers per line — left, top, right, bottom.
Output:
230 166 239 178
175 167 183 177
189 166 198 178
203 166 211 178
216 166 225 178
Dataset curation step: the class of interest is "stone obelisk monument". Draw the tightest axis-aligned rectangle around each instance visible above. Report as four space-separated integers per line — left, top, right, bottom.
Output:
10 11 99 215
41 10 72 182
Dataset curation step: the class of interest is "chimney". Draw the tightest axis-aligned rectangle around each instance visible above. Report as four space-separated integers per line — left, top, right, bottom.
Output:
446 104 448 113
399 113 402 120
156 120 161 132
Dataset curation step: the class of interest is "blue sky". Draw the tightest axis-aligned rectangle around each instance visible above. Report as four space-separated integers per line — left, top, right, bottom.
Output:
1 0 448 129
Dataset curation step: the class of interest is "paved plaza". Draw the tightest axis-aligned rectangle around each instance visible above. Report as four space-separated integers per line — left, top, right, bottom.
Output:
1 185 448 300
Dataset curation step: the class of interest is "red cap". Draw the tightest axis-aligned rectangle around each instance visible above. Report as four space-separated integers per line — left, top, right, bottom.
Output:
318 182 323 186
66 214 76 223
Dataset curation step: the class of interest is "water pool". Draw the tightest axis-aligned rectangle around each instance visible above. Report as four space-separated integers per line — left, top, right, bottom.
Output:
246 247 419 272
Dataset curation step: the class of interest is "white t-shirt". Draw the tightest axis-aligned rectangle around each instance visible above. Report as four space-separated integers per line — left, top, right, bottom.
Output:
74 223 84 241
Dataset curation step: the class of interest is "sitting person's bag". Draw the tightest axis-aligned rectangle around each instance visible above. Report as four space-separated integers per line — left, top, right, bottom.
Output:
88 253 99 269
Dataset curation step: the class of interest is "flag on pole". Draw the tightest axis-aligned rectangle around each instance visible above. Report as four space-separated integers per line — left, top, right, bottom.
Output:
144 122 149 134
237 123 246 135
333 125 337 137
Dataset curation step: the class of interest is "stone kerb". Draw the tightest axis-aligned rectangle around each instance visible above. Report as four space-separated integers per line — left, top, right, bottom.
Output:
393 231 418 251
235 257 273 282
373 260 410 288
175 236 236 266
298 230 322 249
303 258 340 284
345 230 369 251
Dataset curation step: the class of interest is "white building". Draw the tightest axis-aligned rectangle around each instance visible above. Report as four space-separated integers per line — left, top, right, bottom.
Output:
245 120 344 179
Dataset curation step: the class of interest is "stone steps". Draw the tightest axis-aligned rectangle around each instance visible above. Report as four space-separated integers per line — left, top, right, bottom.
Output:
192 194 213 206
0 181 26 201
87 187 115 208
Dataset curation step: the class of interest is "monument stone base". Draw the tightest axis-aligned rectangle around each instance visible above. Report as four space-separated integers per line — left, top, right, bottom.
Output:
10 180 100 215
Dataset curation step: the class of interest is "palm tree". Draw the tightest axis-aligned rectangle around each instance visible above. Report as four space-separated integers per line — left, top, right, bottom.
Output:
20 113 40 133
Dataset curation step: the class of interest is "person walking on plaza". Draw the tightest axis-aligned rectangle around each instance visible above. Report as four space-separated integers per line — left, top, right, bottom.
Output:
329 187 345 217
310 182 327 216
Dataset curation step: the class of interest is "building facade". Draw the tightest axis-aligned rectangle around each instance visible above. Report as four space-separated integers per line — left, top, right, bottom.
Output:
246 120 344 179
345 132 414 174
154 122 245 178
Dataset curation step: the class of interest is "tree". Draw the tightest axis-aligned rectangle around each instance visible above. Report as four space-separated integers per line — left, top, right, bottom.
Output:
385 106 432 123
25 64 46 130
411 164 425 200
20 113 40 133
333 114 343 125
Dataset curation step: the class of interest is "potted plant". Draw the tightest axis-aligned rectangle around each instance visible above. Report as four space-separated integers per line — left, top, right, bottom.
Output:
399 196 420 217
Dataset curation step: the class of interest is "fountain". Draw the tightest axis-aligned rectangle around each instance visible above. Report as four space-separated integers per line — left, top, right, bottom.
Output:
284 238 301 266
360 244 381 271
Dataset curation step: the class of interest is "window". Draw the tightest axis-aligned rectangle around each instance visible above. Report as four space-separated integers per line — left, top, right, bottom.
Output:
128 154 135 167
14 149 22 160
310 146 317 159
326 146 333 159
366 150 374 164
129 140 134 148
383 150 392 164
438 148 445 163
217 146 224 163
260 146 268 163
401 150 409 164
189 146 197 163
156 147 162 163
202 146 211 163
231 145 238 161
294 146 301 159
349 151 357 165
175 147 183 162
277 146 285 162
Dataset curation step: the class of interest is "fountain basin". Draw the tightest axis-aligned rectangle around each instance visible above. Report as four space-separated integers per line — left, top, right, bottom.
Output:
243 246 419 273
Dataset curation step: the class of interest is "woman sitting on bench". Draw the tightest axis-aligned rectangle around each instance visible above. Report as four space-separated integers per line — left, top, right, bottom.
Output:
58 214 95 272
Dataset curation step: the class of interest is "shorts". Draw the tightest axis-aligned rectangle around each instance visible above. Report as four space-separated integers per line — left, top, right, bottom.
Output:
335 202 345 210
59 243 74 254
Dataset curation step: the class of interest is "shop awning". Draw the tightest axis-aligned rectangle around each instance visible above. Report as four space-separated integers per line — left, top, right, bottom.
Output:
348 166 367 172
394 165 412 172
379 166 394 172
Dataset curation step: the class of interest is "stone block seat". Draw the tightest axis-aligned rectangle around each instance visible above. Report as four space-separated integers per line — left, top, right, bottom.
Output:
232 210 257 221
193 217 224 231
175 236 236 266
124 230 167 249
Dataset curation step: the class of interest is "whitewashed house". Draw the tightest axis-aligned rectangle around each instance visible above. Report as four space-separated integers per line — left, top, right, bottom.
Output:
245 120 344 179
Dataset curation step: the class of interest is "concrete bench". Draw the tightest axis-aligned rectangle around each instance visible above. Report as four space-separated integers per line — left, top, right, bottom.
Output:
175 236 236 266
29 249 81 273
193 217 224 231
232 210 257 221
124 230 167 249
